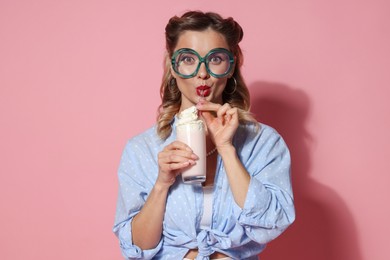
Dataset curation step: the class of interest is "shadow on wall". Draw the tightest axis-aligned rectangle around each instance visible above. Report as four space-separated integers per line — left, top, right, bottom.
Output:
249 82 362 260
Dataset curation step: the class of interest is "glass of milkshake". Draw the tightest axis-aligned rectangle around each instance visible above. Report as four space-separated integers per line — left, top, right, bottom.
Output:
176 106 206 184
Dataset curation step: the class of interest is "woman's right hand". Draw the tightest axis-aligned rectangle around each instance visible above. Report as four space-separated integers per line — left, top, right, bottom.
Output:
132 141 197 249
157 141 198 188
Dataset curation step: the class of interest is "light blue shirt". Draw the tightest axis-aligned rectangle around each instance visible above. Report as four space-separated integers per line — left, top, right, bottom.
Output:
113 120 295 260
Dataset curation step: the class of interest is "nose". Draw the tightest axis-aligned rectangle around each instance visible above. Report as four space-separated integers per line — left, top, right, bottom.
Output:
197 62 210 79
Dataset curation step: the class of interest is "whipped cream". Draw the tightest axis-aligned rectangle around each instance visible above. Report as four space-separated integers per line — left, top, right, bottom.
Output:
176 106 203 127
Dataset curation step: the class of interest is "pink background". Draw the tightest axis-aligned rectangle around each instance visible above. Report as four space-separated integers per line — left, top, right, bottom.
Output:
1 0 389 259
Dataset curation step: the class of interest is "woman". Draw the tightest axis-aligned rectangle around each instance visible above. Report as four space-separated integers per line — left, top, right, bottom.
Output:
113 11 295 260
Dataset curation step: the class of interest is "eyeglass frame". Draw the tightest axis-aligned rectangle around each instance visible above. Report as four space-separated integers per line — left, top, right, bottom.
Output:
171 48 235 78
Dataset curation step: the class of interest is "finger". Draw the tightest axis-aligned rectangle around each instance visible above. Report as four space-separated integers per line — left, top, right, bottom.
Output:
196 100 221 112
166 161 193 171
197 104 217 130
159 151 197 166
226 107 239 125
165 141 193 152
159 157 195 174
161 147 199 159
199 110 215 128
216 103 231 120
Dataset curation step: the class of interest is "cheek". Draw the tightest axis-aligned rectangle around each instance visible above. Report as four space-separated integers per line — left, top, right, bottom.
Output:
175 78 191 92
215 78 228 92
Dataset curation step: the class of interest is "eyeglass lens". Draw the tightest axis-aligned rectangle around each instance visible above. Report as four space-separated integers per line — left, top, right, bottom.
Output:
174 51 231 77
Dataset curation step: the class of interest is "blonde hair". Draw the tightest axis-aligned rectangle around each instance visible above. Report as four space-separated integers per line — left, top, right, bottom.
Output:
157 11 257 140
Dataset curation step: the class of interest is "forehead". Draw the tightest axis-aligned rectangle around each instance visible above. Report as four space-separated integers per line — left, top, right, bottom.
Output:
175 28 229 55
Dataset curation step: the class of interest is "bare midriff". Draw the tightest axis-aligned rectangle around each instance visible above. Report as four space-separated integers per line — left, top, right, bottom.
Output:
184 249 229 259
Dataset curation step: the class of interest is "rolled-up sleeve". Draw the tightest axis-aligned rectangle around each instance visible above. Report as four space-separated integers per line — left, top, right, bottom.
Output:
233 126 295 244
113 141 162 259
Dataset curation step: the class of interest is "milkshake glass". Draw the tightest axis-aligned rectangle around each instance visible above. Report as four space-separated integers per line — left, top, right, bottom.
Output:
176 106 206 184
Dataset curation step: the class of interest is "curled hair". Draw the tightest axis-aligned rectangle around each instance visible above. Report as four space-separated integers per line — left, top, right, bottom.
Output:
157 11 257 140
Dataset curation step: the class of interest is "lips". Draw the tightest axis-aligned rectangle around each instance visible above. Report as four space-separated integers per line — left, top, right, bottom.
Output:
196 85 211 97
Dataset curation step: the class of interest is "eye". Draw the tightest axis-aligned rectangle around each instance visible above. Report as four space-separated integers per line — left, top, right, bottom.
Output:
208 54 225 64
179 54 196 65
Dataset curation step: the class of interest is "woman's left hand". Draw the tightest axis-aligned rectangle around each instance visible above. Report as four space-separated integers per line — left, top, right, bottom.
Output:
196 100 239 150
197 100 250 207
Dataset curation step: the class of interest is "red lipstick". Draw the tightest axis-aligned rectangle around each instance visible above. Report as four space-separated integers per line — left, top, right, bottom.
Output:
196 85 211 97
